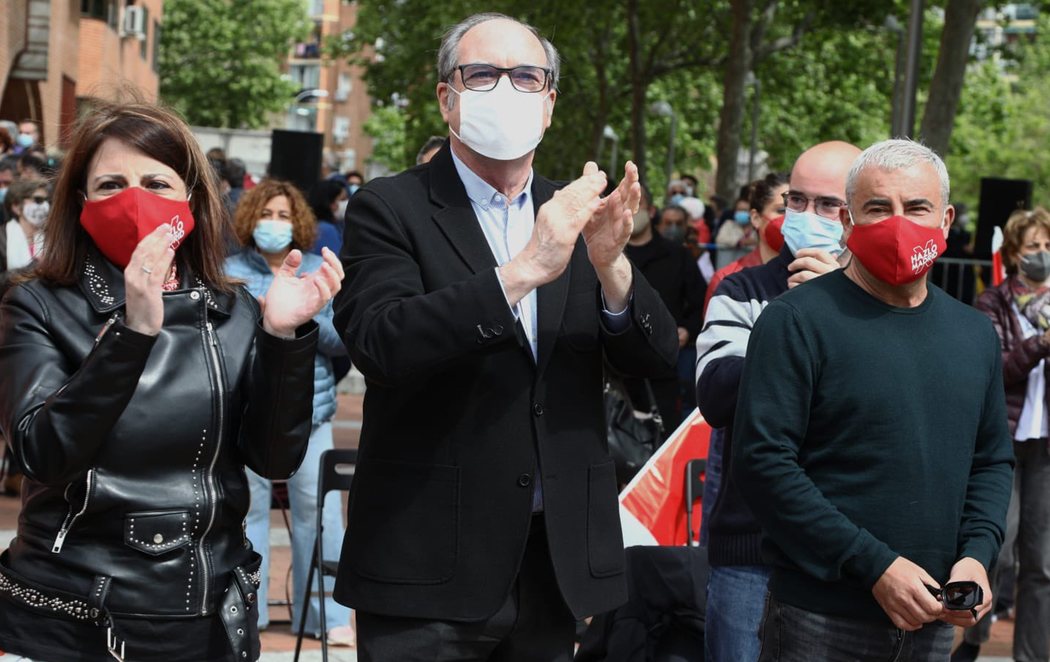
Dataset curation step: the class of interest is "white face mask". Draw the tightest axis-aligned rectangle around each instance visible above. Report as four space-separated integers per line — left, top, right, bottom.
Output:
448 78 548 161
22 200 49 227
336 199 348 222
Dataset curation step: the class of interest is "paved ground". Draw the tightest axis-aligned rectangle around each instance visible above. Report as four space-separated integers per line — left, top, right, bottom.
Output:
0 389 1018 660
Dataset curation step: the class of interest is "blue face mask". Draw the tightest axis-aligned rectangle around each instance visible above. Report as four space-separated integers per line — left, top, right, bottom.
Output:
734 210 751 225
781 209 844 256
347 183 360 197
0 188 6 204
252 220 294 254
669 194 685 207
16 133 34 148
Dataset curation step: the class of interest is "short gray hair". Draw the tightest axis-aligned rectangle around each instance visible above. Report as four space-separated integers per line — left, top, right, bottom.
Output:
437 13 561 91
846 139 950 207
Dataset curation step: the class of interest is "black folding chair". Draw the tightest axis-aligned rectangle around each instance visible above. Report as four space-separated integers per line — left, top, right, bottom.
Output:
684 458 706 546
293 448 357 662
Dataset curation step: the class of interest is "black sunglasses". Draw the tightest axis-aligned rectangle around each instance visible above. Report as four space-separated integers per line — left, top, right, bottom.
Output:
925 581 983 620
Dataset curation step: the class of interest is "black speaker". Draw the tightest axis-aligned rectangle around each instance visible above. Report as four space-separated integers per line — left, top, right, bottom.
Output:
973 177 1033 259
269 129 324 193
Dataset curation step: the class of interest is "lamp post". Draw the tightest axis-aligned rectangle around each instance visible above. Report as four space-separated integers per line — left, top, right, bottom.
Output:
602 125 619 176
650 101 677 192
287 88 329 131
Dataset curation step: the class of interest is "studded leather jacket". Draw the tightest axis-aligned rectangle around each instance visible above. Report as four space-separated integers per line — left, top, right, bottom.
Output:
0 248 317 623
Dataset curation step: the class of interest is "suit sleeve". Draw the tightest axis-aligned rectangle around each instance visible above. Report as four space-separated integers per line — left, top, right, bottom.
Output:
0 285 155 486
237 291 319 479
679 249 707 341
733 301 898 588
600 262 679 378
333 188 518 388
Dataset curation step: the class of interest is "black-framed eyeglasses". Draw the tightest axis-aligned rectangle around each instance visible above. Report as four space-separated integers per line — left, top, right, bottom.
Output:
782 191 846 220
30 196 48 204
925 581 983 620
454 64 551 93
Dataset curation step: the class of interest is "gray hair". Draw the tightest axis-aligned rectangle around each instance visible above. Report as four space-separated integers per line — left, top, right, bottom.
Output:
846 139 950 208
437 13 561 91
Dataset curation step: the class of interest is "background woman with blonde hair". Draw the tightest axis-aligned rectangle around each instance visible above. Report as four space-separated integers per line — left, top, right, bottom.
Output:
960 207 1050 662
226 178 355 647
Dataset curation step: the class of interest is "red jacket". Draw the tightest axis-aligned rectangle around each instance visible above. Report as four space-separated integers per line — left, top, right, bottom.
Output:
974 276 1050 438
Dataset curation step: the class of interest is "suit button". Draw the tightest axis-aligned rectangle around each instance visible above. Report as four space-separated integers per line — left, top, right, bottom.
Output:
533 403 544 416
518 473 532 487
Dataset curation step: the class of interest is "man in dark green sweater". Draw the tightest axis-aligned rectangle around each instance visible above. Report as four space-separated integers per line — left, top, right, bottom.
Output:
734 139 1014 661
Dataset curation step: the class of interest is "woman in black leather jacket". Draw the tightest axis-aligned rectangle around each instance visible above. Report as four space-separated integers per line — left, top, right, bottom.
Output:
0 99 344 662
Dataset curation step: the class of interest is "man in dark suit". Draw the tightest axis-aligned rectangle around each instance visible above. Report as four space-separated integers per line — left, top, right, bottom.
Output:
332 12 678 662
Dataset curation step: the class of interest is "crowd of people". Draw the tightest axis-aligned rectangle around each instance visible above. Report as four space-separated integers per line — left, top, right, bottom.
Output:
0 9 1042 662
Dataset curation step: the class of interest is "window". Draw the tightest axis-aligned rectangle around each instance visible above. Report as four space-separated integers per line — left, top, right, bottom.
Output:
81 0 119 29
289 64 321 90
334 73 352 101
140 6 150 59
333 116 351 144
152 20 160 72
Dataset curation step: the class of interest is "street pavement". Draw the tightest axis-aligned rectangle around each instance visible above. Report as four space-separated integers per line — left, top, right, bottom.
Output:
0 388 1018 660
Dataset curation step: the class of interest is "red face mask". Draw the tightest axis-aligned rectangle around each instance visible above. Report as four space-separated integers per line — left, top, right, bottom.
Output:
763 214 785 253
80 187 195 268
846 214 947 287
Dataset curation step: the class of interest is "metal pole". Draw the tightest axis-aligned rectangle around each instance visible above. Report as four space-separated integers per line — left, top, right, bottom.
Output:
665 110 677 191
900 0 924 138
748 77 761 182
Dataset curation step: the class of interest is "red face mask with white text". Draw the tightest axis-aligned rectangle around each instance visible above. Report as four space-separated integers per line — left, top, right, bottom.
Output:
846 214 946 287
79 187 195 268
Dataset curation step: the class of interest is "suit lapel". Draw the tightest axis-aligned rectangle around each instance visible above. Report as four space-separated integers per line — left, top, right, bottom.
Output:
428 144 497 275
532 176 571 377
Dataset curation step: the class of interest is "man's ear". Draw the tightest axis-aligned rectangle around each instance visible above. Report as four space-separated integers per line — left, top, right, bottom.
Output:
839 206 853 243
941 204 956 237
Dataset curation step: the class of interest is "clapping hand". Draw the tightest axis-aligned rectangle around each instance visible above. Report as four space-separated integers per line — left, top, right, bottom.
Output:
583 161 640 270
260 247 344 338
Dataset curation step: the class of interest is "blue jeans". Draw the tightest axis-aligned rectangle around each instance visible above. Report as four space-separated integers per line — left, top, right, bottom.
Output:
244 421 350 634
705 565 771 662
699 427 724 547
758 598 954 662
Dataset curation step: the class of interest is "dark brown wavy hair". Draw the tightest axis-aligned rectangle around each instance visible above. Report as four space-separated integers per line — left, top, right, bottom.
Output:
232 179 318 251
32 98 235 292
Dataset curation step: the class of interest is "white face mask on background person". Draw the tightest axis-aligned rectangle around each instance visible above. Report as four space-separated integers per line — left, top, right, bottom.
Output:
22 200 50 227
336 199 349 222
448 77 549 161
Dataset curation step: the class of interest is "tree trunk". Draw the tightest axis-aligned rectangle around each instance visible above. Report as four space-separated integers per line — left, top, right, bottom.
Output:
715 0 754 202
919 0 984 155
626 0 648 186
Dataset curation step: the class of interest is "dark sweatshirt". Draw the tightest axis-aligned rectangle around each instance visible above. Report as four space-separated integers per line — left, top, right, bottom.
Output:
733 269 1014 623
695 246 791 566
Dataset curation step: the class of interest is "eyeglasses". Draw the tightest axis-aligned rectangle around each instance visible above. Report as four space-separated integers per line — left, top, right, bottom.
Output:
925 581 983 620
782 191 846 220
454 64 551 93
31 196 47 204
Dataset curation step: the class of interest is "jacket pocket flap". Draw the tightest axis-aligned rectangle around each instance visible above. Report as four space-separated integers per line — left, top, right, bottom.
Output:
124 510 191 556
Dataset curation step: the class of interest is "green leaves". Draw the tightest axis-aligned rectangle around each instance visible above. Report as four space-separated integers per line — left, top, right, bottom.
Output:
158 0 312 129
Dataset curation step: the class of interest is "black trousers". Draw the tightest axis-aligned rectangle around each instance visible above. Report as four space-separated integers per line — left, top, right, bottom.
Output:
357 514 575 662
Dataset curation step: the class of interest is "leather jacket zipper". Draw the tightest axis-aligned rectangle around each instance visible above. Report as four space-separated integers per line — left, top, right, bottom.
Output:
48 313 118 554
197 305 225 615
52 469 95 553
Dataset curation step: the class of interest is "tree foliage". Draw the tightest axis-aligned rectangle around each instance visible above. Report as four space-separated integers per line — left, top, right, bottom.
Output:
158 0 312 128
339 0 1046 211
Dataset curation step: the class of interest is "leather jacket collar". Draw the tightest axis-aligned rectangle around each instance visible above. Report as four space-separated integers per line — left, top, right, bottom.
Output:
77 245 234 317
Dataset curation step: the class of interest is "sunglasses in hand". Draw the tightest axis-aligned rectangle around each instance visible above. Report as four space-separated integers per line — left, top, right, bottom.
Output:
925 581 983 621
